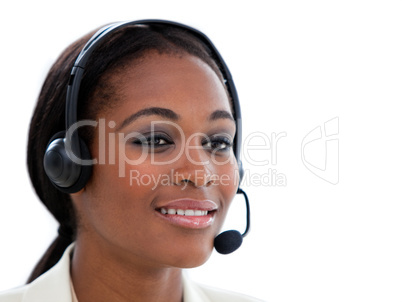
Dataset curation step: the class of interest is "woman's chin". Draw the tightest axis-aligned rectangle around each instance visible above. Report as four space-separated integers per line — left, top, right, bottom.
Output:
167 244 214 269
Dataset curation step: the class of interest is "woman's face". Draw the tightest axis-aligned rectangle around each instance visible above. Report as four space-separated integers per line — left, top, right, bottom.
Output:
74 52 239 269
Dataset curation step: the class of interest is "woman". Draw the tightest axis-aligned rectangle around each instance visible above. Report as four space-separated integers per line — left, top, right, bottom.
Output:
0 20 261 301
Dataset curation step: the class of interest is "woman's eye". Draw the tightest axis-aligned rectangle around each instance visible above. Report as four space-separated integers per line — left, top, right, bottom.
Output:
132 134 172 148
203 137 233 152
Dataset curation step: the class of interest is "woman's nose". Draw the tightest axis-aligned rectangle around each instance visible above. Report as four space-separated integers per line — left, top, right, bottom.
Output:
172 139 215 188
173 173 215 188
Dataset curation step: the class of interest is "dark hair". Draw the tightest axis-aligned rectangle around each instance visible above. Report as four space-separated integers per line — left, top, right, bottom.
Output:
26 23 229 282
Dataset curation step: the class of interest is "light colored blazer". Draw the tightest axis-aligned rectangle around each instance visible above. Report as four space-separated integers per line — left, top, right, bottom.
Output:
0 244 263 302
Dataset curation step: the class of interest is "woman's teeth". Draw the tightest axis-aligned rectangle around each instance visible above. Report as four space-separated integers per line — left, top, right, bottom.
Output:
160 208 209 216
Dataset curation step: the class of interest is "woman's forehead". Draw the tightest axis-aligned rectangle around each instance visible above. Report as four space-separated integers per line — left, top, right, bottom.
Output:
102 52 232 119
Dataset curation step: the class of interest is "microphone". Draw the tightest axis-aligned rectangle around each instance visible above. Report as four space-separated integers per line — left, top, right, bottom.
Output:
214 230 243 254
213 188 250 254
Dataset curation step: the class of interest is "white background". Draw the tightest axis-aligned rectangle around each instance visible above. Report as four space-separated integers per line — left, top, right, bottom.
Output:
1 1 402 301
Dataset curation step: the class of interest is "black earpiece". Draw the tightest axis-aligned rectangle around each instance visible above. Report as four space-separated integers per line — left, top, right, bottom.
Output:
44 131 92 194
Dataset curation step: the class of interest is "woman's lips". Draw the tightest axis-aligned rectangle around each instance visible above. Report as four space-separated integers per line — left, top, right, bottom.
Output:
155 198 218 229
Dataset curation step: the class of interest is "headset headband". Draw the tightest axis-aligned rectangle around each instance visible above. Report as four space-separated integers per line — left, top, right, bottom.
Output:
45 19 243 193
66 20 242 160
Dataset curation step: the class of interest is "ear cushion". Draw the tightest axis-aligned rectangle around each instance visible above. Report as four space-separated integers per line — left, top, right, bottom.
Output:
44 131 93 194
60 136 92 194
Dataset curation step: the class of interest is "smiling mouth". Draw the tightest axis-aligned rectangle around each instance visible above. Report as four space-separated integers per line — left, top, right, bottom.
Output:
155 207 217 229
154 198 218 228
158 208 213 216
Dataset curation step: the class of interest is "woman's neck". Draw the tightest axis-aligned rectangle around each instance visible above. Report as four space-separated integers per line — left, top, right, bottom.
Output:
71 236 183 302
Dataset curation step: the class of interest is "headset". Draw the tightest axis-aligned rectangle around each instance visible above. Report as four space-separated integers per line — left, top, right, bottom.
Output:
43 20 249 254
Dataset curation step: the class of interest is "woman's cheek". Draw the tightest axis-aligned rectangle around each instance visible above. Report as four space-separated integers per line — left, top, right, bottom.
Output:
123 161 166 191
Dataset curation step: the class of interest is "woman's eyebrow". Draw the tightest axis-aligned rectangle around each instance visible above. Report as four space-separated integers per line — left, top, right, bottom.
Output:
116 107 180 130
209 110 235 123
116 108 234 131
